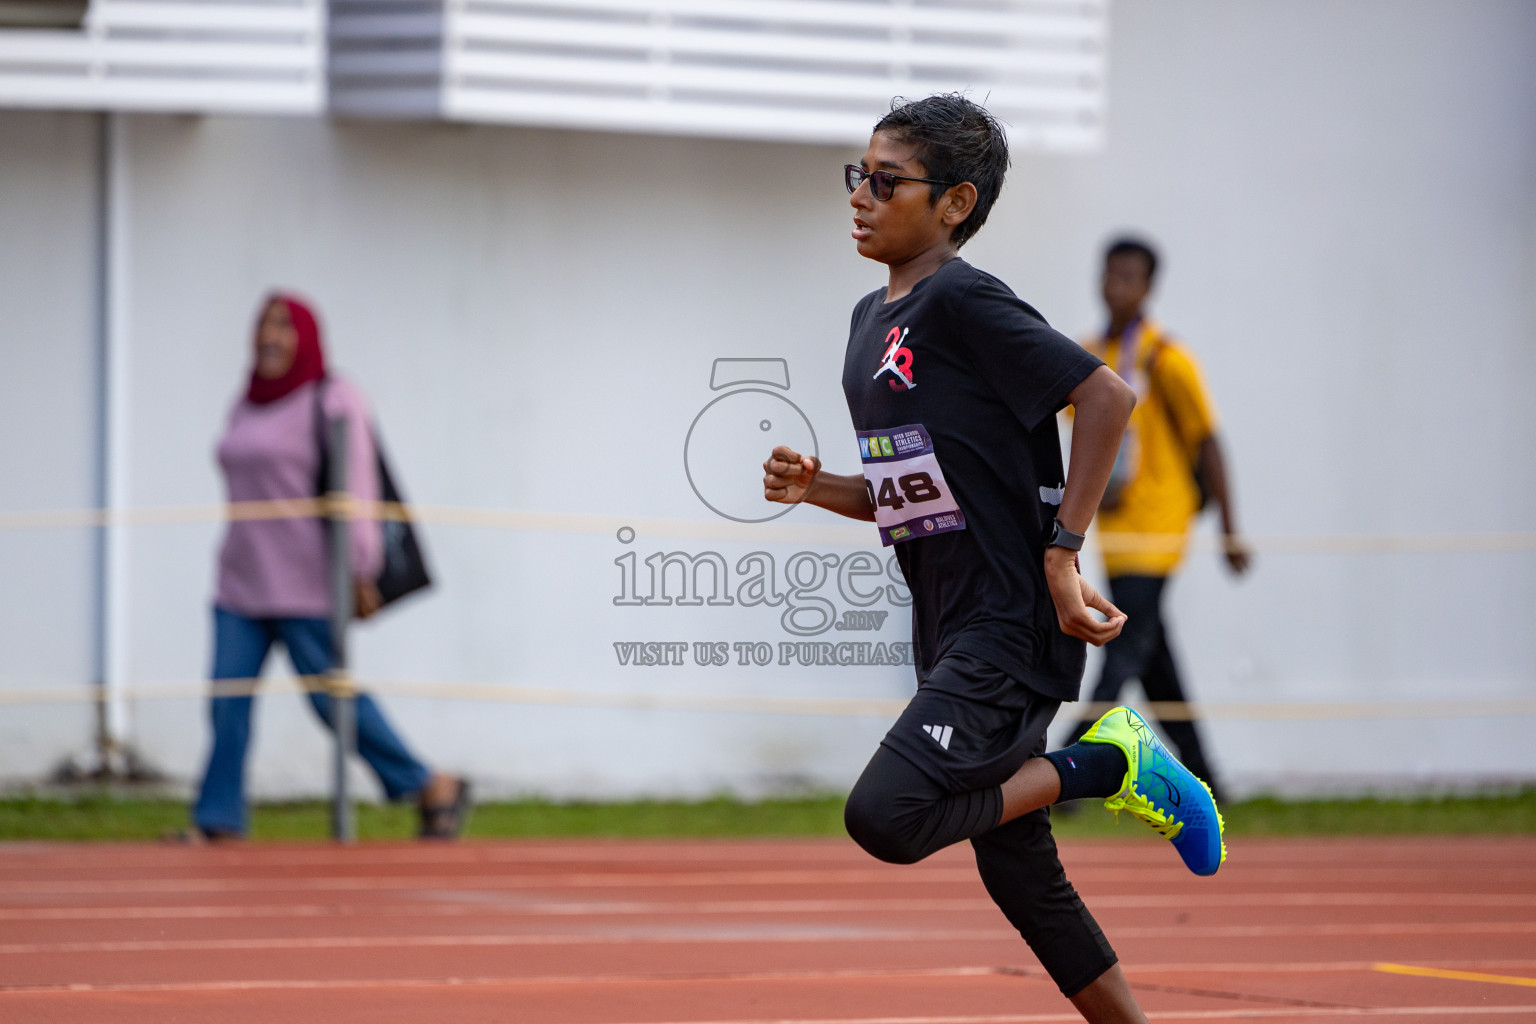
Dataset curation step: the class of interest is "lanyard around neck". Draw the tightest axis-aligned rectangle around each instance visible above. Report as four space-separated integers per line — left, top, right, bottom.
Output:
1112 319 1156 395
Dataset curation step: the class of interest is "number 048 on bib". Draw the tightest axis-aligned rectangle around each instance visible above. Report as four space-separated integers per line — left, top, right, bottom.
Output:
857 424 967 546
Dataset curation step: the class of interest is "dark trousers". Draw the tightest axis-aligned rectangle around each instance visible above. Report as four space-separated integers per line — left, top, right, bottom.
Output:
1066 574 1219 795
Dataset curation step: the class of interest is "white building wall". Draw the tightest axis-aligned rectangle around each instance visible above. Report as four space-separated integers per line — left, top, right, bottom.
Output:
988 0 1536 793
0 111 101 776
1 0 1532 799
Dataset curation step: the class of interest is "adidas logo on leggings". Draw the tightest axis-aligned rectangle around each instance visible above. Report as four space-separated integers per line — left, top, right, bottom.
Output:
921 724 954 750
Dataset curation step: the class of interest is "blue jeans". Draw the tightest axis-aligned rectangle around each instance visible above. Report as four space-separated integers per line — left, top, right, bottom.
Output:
193 607 432 835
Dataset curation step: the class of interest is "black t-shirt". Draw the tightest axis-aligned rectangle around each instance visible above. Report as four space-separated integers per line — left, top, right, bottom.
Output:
841 258 1103 703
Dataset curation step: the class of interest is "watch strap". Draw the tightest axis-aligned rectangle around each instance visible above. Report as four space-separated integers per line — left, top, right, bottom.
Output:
1047 518 1086 551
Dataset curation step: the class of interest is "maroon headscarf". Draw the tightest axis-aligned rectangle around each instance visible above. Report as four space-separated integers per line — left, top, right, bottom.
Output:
246 293 326 404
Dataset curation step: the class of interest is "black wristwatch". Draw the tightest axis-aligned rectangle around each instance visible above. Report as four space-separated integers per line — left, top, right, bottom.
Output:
1046 518 1086 551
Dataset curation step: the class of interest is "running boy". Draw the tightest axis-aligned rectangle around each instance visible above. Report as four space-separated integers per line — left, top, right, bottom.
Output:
760 96 1226 1023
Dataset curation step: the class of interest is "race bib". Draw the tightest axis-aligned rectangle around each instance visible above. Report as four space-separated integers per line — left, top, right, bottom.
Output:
857 423 967 546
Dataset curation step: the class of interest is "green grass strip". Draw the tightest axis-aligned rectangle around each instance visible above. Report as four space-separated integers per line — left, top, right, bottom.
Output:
0 790 1532 843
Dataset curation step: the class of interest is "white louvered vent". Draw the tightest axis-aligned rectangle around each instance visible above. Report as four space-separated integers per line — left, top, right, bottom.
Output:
0 0 325 113
332 0 1107 150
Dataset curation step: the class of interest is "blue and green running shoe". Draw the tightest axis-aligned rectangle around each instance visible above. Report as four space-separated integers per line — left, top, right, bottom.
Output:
1080 705 1227 876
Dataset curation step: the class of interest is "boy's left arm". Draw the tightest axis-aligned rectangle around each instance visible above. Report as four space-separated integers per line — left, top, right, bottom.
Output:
1047 365 1136 646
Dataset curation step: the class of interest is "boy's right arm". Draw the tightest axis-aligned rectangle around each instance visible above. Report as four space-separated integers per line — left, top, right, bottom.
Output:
762 445 876 521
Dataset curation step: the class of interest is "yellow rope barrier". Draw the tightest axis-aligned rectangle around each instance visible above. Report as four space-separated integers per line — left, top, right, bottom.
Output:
0 678 1530 722
1 502 1529 720
0 500 1532 554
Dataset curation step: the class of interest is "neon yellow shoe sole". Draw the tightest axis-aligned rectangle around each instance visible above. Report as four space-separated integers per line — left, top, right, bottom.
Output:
1081 705 1227 876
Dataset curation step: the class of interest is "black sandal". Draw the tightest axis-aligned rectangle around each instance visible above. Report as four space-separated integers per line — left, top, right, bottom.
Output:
418 777 471 840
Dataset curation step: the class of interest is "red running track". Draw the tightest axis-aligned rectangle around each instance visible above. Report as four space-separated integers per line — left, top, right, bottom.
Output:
1 834 1533 1023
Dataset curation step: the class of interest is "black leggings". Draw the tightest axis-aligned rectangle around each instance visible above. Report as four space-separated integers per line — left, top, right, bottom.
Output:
844 745 1117 997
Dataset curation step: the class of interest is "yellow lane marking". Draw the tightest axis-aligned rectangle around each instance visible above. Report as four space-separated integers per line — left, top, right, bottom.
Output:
1376 961 1536 988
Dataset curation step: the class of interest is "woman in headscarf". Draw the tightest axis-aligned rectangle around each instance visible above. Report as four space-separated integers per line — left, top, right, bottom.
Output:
192 293 467 840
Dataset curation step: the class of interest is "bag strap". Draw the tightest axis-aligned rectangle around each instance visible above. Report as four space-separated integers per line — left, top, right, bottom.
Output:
1145 335 1214 510
1144 333 1189 452
311 378 331 498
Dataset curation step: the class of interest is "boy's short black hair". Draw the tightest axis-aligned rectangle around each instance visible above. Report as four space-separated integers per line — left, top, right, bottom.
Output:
873 94 1009 248
1104 236 1159 281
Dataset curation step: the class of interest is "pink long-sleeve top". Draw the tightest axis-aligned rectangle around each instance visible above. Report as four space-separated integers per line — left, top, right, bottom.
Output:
214 377 382 619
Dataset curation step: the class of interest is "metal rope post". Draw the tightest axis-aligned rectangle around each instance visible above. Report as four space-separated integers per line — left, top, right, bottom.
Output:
326 415 356 843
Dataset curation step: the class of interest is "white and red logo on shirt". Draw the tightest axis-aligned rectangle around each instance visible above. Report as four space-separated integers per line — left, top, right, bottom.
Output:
873 326 915 391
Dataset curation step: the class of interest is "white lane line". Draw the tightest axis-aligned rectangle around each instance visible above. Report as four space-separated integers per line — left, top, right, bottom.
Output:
4 891 1532 921
589 1009 1536 1022
8 969 1536 1022
0 845 899 869
0 931 998 955
4 957 1536 992
1 841 1526 862
9 960 1536 996
3 919 1535 955
0 965 1016 996
1123 959 1536 975
16 998 1504 1024
3 847 1523 878
2 866 1531 896
4 953 1533 983
6 963 1536 1015
0 869 979 895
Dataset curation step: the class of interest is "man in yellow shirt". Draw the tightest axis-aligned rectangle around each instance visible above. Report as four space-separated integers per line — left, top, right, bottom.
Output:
1063 237 1250 800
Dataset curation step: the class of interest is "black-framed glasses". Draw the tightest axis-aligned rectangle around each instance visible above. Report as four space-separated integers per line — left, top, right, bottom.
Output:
844 164 955 201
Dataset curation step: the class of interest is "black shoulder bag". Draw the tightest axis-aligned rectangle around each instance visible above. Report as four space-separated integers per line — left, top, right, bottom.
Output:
313 381 433 613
